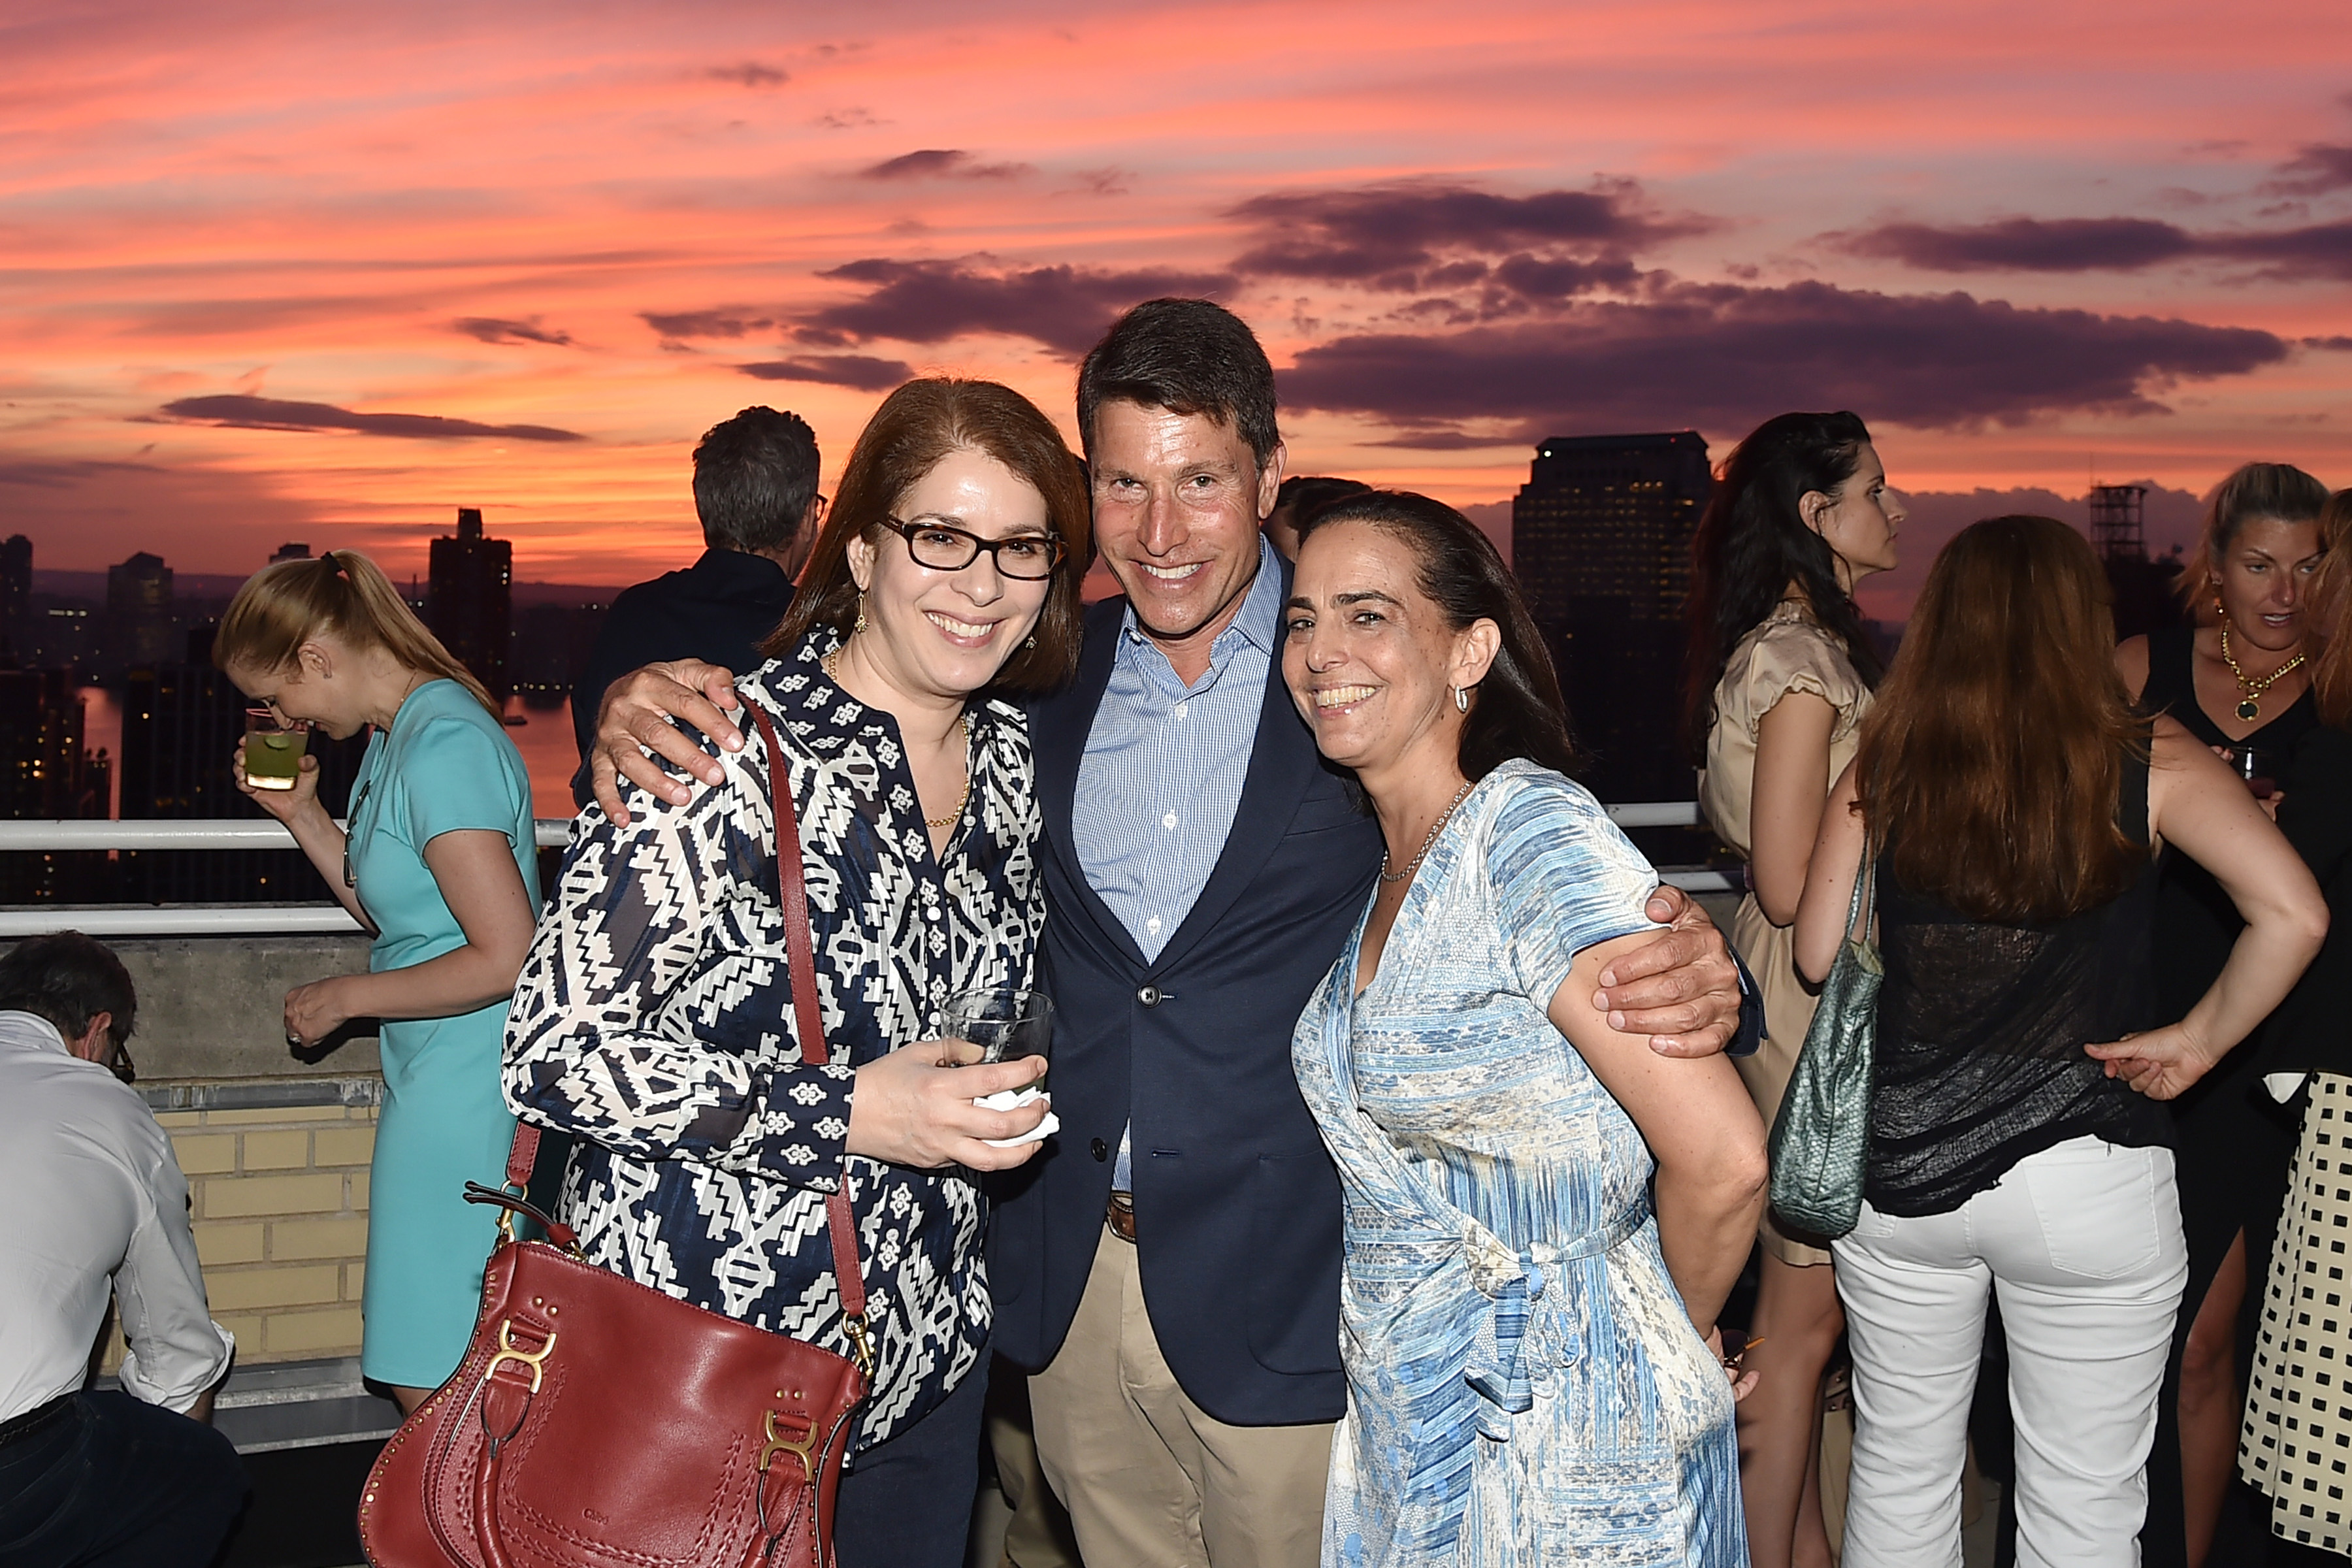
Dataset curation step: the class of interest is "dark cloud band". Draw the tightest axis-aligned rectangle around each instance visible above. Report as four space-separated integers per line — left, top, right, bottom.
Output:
736 355 913 391
1834 215 2352 280
152 395 584 442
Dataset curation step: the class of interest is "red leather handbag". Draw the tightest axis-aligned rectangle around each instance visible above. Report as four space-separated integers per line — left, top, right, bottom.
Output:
360 703 872 1568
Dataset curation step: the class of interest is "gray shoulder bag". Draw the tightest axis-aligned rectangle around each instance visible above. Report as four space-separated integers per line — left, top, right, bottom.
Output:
1766 854 1880 1239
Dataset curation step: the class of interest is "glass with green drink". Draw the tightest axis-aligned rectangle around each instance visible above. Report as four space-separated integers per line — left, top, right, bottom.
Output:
243 708 311 791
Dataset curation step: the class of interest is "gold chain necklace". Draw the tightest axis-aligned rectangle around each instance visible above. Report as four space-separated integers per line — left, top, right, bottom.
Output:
2218 620 2306 723
1379 779 1477 886
824 647 970 830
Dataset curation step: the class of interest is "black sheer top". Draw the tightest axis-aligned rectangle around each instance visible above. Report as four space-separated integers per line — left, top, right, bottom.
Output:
1867 755 2172 1217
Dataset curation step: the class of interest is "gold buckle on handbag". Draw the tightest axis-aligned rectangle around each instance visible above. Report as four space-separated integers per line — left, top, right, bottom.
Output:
484 1321 557 1393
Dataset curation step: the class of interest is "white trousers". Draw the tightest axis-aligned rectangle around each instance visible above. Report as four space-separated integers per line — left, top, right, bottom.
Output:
1833 1135 2187 1568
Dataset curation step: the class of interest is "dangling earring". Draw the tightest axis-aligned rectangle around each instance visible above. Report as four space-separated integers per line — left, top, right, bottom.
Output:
853 597 868 636
1454 686 1470 713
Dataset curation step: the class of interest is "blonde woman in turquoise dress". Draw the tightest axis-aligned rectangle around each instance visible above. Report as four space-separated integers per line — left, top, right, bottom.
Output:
218 550 539 1413
1282 493 1766 1566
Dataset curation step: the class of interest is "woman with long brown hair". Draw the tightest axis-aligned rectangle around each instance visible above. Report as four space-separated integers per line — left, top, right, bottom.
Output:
216 551 540 1414
1797 516 2324 1566
2113 461 2329 1565
502 378 1090 1567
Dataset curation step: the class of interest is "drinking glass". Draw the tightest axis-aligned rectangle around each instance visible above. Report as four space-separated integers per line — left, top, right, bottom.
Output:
943 987 1056 1147
244 709 311 791
2232 745 2278 801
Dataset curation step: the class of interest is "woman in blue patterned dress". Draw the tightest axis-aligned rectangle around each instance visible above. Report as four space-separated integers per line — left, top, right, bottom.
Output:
1281 491 1767 1567
218 551 540 1413
502 380 1090 1568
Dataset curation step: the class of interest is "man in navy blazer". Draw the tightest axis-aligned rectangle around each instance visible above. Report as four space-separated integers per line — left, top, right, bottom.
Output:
581 302 1756 1568
990 301 1756 1568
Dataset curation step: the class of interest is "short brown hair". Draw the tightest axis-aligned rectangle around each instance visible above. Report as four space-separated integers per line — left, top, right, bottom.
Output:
764 379 1091 693
1077 299 1279 473
1856 515 2147 924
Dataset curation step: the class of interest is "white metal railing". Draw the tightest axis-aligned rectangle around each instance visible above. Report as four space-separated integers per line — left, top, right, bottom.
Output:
0 807 1727 936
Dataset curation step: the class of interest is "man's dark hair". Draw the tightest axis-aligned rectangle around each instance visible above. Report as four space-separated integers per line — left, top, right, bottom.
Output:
1077 299 1280 472
0 931 136 1053
692 406 822 555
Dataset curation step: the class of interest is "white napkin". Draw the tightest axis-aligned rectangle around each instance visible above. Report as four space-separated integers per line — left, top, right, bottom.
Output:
975 1086 1057 1148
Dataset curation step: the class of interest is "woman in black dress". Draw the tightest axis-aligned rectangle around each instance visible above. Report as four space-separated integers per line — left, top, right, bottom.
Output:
2113 461 2331 1566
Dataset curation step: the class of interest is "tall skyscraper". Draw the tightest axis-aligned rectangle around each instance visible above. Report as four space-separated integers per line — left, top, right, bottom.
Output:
0 668 110 901
1511 432 1713 801
427 507 512 704
0 534 30 655
105 550 175 674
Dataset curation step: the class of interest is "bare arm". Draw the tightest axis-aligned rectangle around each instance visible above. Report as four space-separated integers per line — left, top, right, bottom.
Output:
1590 885 1749 1058
2114 634 2151 702
1551 934 1768 1337
1748 690 1837 926
284 830 538 1045
589 659 745 824
2087 720 2327 1096
1793 760 1867 985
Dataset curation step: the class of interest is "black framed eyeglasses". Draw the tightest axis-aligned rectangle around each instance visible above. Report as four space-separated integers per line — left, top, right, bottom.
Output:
883 516 1064 580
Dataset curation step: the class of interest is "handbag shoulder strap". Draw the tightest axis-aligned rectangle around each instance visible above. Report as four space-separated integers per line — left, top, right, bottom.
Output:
501 699 871 1359
742 700 871 1337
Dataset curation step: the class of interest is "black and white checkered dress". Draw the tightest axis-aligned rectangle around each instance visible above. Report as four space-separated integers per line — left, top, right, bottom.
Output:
503 630 1041 1449
2244 1073 2352 1554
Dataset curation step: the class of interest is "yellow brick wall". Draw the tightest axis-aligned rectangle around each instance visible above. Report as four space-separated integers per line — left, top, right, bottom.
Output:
150 1102 378 1365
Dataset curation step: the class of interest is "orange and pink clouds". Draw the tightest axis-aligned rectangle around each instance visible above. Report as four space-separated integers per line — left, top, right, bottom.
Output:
2 0 2349 584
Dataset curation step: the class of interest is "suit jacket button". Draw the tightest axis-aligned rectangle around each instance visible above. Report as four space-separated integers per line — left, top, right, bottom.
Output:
1137 985 1162 1007
1090 1137 1109 1162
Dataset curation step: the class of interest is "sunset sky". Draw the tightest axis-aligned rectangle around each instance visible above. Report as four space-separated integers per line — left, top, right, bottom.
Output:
5 0 2350 600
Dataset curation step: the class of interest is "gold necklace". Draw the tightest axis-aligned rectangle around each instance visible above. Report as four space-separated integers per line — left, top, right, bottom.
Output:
2218 621 2305 723
824 647 970 830
1379 779 1477 886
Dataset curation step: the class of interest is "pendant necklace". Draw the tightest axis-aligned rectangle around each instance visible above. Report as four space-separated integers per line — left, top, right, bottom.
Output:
1379 779 1477 886
2219 620 2304 723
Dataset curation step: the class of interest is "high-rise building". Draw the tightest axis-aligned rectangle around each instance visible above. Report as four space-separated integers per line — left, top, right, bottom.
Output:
0 668 110 901
2089 483 2181 642
105 551 175 674
427 507 512 703
0 534 30 655
1511 432 1713 802
116 651 364 902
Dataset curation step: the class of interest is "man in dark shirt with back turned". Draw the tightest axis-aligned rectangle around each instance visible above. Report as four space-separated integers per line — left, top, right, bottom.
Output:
568 405 823 804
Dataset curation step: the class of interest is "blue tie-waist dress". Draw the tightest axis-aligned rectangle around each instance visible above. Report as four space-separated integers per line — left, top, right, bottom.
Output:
1291 760 1745 1567
345 678 538 1389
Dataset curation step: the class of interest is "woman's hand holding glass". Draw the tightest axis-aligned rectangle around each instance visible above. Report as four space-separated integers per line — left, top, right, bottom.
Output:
846 1043 1051 1171
230 734 322 822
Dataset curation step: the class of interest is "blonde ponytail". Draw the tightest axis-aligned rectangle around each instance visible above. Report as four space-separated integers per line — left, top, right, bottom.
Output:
214 549 502 721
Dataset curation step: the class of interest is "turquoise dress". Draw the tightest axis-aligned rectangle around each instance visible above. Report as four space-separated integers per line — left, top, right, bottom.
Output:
1291 760 1744 1567
346 678 538 1388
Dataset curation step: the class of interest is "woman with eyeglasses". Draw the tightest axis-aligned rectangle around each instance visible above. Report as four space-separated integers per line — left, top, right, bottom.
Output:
502 378 1090 1567
214 551 538 1416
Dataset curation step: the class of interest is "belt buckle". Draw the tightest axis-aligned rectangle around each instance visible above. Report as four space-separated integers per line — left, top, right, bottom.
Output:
1106 1192 1137 1243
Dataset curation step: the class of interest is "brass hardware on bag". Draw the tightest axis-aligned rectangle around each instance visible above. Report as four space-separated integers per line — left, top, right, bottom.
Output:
484 1321 557 1393
759 1409 821 1482
842 1314 874 1377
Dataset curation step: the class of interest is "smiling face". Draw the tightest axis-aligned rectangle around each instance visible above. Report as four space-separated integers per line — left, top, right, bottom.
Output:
2213 514 2324 657
223 638 370 741
1089 399 1284 664
1806 442 1903 588
843 446 1056 704
1281 519 1498 779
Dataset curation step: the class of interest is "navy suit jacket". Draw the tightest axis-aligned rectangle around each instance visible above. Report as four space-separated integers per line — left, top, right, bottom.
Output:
991 585 1382 1426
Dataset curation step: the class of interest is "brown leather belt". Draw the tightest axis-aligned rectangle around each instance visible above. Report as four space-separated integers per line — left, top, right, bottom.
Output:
1106 1191 1136 1243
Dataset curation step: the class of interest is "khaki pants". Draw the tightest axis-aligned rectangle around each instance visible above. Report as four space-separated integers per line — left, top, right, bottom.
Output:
1029 1223 1332 1568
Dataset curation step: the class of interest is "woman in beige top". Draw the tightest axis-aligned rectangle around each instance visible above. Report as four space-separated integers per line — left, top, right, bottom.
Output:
1687 411 1902 1568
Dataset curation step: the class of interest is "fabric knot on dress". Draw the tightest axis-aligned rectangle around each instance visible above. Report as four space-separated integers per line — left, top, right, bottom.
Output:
1461 1205 1646 1439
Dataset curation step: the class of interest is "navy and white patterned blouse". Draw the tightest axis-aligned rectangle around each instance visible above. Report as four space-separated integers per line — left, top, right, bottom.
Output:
502 629 1043 1450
